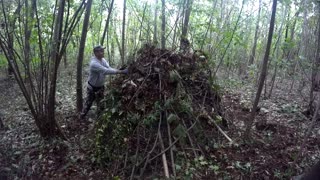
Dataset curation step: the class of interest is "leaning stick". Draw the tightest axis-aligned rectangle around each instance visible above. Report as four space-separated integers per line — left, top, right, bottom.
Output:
205 113 233 143
158 130 170 178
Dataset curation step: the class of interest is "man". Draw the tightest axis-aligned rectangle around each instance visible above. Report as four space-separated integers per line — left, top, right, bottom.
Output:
80 45 128 119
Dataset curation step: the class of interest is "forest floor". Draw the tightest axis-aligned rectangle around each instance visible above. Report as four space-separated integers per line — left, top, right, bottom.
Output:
0 66 320 179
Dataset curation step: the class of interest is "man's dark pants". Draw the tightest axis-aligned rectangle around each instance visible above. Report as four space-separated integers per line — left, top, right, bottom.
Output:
80 84 105 119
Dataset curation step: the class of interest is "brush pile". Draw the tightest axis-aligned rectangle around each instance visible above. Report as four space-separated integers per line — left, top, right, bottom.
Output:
95 44 228 178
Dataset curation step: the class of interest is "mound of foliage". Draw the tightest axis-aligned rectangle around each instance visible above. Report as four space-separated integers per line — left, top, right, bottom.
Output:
95 44 226 178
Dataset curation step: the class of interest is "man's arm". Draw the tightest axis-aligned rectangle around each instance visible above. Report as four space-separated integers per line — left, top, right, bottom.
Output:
91 61 127 75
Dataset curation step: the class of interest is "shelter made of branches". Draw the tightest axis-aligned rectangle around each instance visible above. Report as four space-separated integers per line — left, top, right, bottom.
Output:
95 45 226 178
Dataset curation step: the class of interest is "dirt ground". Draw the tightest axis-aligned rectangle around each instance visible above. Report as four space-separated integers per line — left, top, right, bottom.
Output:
0 67 319 179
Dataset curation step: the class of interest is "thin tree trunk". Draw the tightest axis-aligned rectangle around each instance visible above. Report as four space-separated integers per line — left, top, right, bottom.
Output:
214 0 245 76
248 0 262 66
121 0 126 65
153 0 158 45
180 0 192 52
268 65 278 98
310 1 320 115
101 0 114 46
7 63 13 76
7 2 22 77
161 0 165 49
244 0 278 139
133 3 147 53
171 0 182 49
268 5 288 98
288 11 300 93
76 0 93 113
200 0 217 51
47 0 66 138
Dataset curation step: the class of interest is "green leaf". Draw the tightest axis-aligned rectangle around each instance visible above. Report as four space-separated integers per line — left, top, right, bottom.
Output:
167 113 179 124
209 165 219 171
200 161 208 165
173 124 187 138
169 70 182 83
175 164 182 170
199 156 204 161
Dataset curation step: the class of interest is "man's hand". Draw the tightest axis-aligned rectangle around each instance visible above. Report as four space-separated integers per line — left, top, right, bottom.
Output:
121 68 128 74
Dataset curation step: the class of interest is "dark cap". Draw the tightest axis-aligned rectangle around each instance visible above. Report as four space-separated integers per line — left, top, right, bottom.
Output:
93 45 105 52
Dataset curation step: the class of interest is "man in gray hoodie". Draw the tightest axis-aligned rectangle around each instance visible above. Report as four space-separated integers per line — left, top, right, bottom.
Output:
80 45 128 119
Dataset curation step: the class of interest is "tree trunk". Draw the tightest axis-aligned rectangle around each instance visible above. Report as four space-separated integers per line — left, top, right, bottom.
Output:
248 0 262 66
161 0 165 49
100 0 114 46
76 0 93 113
310 1 320 116
244 0 277 139
288 11 300 93
153 0 158 45
200 0 217 51
7 63 13 76
180 0 192 52
7 3 22 77
268 64 278 98
214 0 245 76
133 3 148 54
0 112 4 129
121 0 126 65
47 0 66 138
171 0 182 49
268 5 288 98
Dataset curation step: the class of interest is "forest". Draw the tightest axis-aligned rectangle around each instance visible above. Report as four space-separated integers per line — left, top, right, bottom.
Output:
0 0 320 179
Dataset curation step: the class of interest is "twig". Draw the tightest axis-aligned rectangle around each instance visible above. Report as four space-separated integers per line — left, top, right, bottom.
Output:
123 149 129 169
166 109 176 178
202 90 208 107
130 127 140 180
158 129 170 178
181 118 198 158
139 115 161 177
149 120 198 162
158 72 170 178
204 112 233 144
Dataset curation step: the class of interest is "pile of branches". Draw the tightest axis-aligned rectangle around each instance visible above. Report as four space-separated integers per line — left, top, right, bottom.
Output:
95 44 229 178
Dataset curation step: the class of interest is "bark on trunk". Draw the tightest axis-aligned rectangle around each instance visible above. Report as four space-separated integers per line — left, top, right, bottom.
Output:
248 0 262 66
121 0 126 65
100 0 114 46
244 0 277 139
310 2 320 115
76 0 93 113
47 0 65 138
161 0 166 49
153 0 158 45
180 0 192 52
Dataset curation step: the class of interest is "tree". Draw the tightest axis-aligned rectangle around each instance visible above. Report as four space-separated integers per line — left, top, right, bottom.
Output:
121 0 127 65
214 0 245 76
248 0 262 66
101 0 115 46
76 0 93 113
153 0 158 45
180 0 192 52
161 0 165 49
309 0 320 116
4 1 22 77
244 0 278 139
0 0 86 138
